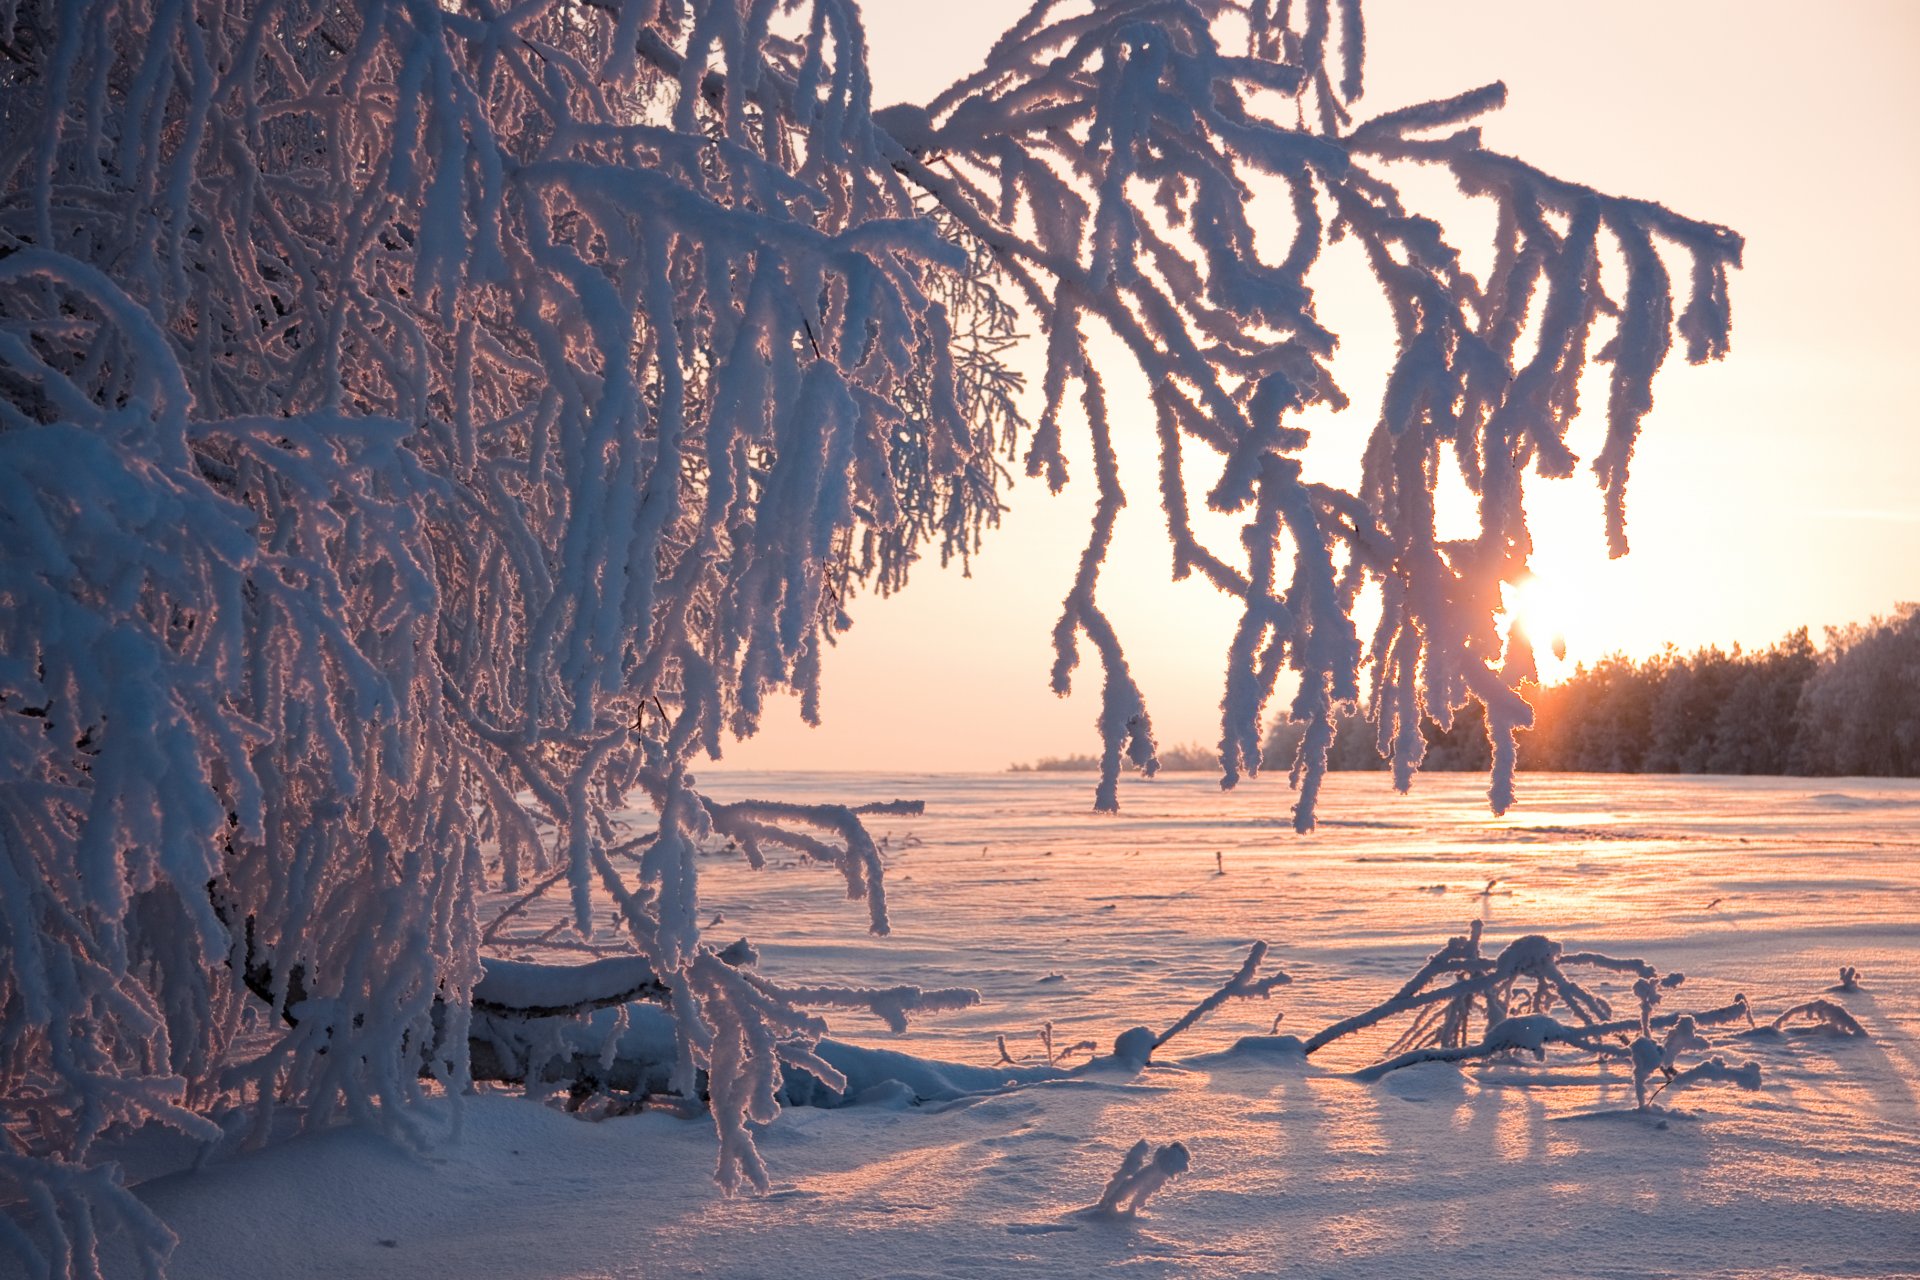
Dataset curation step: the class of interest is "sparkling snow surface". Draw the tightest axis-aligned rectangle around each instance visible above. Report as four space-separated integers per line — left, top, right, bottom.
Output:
129 773 1920 1279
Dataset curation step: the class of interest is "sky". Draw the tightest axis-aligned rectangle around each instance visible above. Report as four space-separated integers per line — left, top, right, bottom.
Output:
724 1 1920 773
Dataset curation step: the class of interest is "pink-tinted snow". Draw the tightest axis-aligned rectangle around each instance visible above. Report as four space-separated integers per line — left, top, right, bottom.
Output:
118 772 1920 1278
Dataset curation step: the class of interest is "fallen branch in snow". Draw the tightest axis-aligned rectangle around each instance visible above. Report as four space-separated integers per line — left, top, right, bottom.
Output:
1349 1013 1630 1082
1641 1048 1762 1110
1554 995 1756 1044
1305 922 1683 1059
1104 941 1292 1068
1154 942 1292 1055
1311 923 1880 1114
1350 1009 1766 1114
472 957 672 1021
1767 999 1867 1038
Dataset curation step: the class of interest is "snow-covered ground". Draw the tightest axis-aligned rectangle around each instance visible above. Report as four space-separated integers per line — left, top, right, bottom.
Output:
116 773 1920 1278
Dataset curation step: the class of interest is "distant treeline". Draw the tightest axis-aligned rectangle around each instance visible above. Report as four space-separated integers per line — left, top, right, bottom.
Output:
1266 604 1920 777
1010 742 1222 773
1014 606 1920 778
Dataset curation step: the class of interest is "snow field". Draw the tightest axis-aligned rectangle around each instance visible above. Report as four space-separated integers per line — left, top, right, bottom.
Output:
106 771 1920 1279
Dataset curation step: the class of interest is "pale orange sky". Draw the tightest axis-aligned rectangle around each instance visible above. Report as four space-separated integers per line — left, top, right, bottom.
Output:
726 1 1920 773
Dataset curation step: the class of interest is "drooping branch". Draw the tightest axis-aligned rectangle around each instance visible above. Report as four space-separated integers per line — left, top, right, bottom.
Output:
877 0 1738 824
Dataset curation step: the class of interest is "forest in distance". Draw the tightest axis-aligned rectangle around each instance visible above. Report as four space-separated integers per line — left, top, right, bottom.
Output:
1014 604 1920 778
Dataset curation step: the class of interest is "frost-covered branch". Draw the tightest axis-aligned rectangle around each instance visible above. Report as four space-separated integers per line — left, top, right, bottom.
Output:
1311 924 1792 1117
1303 925 1693 1061
1150 940 1290 1056
888 0 1737 824
1766 999 1868 1038
1 0 1016 1264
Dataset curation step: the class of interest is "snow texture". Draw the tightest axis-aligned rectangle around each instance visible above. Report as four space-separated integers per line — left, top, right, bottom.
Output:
86 772 1920 1280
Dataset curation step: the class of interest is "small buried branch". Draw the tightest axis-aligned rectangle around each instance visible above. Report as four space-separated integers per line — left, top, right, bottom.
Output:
1350 1012 1632 1082
1156 942 1291 1053
1767 999 1868 1038
1036 1021 1098 1066
1113 941 1291 1067
1087 1139 1191 1219
1643 1054 1762 1110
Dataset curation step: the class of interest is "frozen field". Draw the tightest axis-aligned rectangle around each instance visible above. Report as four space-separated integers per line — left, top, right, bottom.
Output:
120 772 1920 1279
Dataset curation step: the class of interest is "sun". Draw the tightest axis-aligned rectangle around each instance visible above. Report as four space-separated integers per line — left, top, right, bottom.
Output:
1500 573 1575 682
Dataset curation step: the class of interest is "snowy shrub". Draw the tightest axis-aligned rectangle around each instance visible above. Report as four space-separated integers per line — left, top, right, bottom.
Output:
1 0 1010 1260
1 0 1740 1273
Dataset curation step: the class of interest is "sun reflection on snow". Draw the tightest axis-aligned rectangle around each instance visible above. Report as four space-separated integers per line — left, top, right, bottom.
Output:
1490 1093 1543 1162
1302 1077 1391 1174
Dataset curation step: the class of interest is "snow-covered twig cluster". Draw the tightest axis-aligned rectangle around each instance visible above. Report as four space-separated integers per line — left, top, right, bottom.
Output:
1297 922 1803 1113
1303 920 1703 1058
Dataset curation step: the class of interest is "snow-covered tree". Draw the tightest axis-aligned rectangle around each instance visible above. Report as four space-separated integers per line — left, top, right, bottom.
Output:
1793 605 1920 776
0 1 1737 1274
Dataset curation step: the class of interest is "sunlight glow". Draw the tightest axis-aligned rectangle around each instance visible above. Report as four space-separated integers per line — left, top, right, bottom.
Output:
1500 574 1575 683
